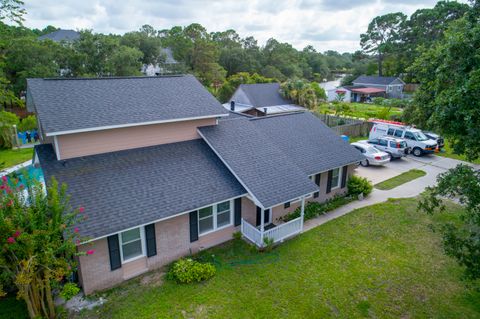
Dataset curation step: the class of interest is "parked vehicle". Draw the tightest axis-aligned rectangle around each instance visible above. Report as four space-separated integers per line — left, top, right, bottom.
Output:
424 131 445 148
365 136 410 159
351 142 391 167
369 121 438 157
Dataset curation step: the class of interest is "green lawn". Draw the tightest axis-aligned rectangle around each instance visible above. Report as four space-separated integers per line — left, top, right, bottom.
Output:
348 135 368 143
317 102 403 120
375 169 427 190
74 198 480 319
0 148 33 170
437 140 480 165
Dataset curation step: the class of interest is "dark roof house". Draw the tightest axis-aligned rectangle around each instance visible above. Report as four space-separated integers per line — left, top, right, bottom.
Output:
352 75 405 86
227 83 305 116
27 75 364 295
37 29 80 42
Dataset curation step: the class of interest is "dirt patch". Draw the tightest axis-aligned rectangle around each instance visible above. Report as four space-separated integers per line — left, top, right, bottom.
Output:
140 270 165 287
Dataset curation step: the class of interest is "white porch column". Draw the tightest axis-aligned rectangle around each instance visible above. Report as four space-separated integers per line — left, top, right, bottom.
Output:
260 207 265 246
300 196 305 231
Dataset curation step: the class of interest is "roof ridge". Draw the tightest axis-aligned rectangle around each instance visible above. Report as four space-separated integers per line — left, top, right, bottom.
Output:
39 74 187 81
248 111 306 121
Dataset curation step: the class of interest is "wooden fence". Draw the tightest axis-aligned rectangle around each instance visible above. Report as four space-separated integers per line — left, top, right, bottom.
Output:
314 113 372 137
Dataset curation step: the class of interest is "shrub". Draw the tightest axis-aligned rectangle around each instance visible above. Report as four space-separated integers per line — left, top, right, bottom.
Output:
168 258 216 284
372 97 385 105
262 237 274 252
279 195 354 222
59 283 80 301
348 175 373 197
232 231 242 240
0 111 19 148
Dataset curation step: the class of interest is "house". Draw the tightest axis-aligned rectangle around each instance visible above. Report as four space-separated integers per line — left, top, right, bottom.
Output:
226 83 305 116
27 75 363 295
37 29 80 42
142 48 184 76
327 75 405 102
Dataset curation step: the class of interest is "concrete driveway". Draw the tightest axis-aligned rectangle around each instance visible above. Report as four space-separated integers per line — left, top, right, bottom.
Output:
304 154 477 231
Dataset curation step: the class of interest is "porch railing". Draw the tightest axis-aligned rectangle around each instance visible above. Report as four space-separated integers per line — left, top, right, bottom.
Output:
240 216 303 248
264 216 302 243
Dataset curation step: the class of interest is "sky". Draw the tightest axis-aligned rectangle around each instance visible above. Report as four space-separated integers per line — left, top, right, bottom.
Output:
22 0 460 53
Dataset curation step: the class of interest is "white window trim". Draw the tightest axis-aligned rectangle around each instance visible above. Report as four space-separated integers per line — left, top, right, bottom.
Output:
198 200 233 237
331 168 342 190
119 227 146 264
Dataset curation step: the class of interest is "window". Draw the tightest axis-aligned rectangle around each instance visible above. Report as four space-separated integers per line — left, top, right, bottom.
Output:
368 139 379 145
379 139 388 146
394 129 404 138
198 201 232 235
284 202 290 209
331 168 341 189
120 228 144 262
389 141 396 148
404 131 415 140
387 128 395 136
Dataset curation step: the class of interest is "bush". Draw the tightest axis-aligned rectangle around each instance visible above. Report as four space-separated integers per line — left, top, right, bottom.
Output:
372 97 386 105
347 175 373 197
0 111 19 148
279 195 354 222
59 283 80 301
168 258 216 284
17 115 37 132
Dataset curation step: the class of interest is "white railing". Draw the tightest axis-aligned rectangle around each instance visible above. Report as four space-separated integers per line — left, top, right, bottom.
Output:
241 217 303 247
264 217 302 244
241 218 263 246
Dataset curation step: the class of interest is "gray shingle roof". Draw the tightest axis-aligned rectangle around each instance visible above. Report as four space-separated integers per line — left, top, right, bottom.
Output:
353 75 400 86
37 29 80 42
35 140 246 239
27 75 228 135
235 83 293 107
198 118 319 209
250 112 364 175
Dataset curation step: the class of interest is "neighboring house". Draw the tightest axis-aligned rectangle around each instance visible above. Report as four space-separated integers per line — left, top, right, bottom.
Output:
27 75 363 295
37 29 80 42
327 75 405 102
142 48 184 76
226 83 305 116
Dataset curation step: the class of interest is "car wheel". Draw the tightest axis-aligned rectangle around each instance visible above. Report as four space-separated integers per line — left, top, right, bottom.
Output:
360 159 369 167
386 152 394 161
412 147 422 157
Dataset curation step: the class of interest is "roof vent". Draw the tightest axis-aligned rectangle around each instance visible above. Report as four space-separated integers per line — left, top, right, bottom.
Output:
230 101 235 111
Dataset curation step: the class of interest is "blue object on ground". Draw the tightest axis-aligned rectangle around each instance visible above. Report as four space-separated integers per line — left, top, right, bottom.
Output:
341 135 349 142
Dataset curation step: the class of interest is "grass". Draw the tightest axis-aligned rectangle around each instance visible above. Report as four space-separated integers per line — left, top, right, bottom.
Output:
375 169 427 190
74 198 480 319
316 102 403 120
348 135 368 143
437 140 480 165
0 295 29 319
0 148 33 170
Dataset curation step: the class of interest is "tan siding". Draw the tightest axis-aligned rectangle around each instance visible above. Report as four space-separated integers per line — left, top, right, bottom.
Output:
56 118 216 159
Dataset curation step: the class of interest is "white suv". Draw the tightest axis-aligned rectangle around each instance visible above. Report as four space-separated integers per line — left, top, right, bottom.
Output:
369 122 438 157
365 136 410 159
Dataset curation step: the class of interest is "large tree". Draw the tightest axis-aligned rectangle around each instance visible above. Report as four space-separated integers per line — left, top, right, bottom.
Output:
360 12 406 76
0 0 25 25
404 3 480 160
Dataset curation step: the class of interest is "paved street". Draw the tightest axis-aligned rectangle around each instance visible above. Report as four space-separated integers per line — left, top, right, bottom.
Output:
304 154 477 232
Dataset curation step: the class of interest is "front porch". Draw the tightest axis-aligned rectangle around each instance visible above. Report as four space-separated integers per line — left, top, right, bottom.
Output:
240 197 305 247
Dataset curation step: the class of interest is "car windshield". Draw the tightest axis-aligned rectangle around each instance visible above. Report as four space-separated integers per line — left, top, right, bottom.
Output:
414 131 429 141
399 141 407 148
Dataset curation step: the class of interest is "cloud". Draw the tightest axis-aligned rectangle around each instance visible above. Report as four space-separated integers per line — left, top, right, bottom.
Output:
21 0 466 52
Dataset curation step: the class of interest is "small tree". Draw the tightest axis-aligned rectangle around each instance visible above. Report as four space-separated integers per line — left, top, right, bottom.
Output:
0 175 92 319
418 164 480 279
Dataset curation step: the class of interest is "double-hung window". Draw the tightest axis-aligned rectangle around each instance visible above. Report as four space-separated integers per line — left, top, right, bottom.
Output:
331 168 341 190
198 201 232 235
120 228 145 262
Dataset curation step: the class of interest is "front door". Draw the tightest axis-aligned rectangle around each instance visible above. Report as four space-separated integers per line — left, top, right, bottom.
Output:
256 207 271 226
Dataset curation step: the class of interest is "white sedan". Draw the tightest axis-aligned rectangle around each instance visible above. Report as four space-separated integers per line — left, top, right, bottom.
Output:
351 142 391 167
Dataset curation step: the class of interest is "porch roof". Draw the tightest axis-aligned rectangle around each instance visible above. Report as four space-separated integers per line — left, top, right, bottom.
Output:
350 87 385 94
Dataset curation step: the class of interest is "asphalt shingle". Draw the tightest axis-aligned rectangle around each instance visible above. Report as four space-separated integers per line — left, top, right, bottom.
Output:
198 118 319 209
37 29 80 42
35 140 246 239
27 75 228 134
236 83 293 107
352 75 400 86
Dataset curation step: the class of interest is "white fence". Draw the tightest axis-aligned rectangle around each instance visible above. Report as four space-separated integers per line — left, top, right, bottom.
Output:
241 217 303 247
